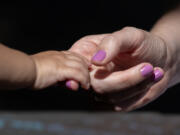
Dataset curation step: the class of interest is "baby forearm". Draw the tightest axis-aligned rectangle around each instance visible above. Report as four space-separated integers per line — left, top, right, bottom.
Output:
151 5 180 87
0 44 36 89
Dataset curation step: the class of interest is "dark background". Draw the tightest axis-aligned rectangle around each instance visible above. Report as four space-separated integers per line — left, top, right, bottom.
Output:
0 0 179 113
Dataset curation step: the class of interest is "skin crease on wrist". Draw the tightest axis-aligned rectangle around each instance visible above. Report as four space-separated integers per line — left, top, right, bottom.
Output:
150 6 180 88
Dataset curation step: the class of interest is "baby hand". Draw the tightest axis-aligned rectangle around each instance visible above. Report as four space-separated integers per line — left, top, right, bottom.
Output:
31 50 90 90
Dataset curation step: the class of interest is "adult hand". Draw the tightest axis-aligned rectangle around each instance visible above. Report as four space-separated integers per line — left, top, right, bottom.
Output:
69 27 174 111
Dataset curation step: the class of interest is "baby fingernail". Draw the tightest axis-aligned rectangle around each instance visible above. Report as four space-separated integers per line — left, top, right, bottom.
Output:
140 65 153 77
92 50 106 62
66 81 72 89
154 69 164 82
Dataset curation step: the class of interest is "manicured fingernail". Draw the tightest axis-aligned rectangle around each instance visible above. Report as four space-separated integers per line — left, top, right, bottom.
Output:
154 69 163 82
92 50 106 62
140 65 153 77
66 81 72 89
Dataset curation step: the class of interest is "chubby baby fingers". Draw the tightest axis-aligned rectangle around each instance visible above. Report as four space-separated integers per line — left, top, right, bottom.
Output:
65 80 79 91
62 66 90 90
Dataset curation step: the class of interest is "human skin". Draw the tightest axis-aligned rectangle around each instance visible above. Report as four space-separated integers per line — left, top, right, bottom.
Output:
0 45 90 90
69 5 180 111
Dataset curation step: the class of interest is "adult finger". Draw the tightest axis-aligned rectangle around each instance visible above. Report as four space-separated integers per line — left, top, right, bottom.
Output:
94 63 157 94
94 70 154 105
114 67 165 112
108 78 153 104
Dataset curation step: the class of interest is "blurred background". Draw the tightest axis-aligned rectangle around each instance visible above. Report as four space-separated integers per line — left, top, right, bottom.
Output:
0 0 179 113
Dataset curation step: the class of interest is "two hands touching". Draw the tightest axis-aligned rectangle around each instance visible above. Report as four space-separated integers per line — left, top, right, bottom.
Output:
31 26 175 112
1 5 180 112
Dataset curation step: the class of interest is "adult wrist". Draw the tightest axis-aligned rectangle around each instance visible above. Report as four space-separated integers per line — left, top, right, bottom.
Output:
150 29 180 88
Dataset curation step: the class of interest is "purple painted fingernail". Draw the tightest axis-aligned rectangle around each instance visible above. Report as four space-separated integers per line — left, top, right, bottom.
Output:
140 65 153 77
92 50 106 62
154 69 164 82
66 81 72 89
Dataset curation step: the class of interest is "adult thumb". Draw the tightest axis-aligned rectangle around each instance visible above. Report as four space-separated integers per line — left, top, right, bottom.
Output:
91 27 145 66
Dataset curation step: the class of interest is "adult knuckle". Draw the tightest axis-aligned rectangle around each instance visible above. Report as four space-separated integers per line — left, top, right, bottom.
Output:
105 35 118 45
123 26 145 45
122 26 135 32
135 29 145 42
81 35 92 41
123 26 141 36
